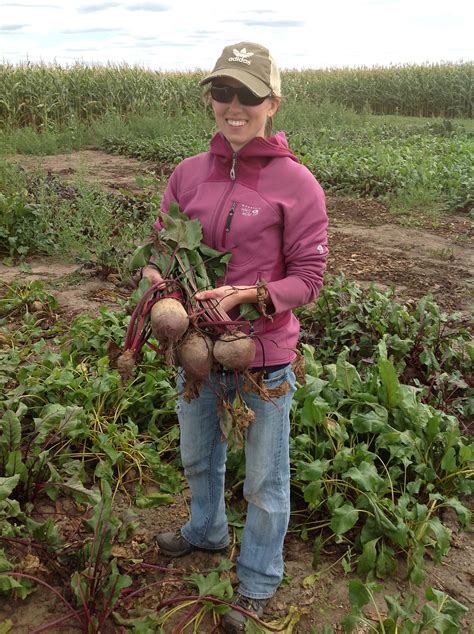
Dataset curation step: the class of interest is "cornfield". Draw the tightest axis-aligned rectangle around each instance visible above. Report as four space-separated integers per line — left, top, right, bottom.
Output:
0 64 200 129
0 61 472 129
283 63 473 118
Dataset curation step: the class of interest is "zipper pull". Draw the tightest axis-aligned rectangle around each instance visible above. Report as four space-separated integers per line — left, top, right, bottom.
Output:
222 201 237 247
225 202 237 233
230 153 237 180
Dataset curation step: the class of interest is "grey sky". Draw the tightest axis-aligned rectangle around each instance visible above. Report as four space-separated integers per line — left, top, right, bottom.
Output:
0 0 472 70
0 23 29 30
78 3 121 13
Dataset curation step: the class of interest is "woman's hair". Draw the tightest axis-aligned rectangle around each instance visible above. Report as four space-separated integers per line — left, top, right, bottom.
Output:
265 100 278 137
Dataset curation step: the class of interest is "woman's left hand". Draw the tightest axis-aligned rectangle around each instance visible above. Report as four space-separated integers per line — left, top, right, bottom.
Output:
195 285 256 314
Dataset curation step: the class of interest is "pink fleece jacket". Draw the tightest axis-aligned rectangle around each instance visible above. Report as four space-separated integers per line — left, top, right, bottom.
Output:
157 131 328 367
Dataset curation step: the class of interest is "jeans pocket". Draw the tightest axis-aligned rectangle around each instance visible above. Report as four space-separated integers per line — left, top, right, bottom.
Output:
262 364 291 384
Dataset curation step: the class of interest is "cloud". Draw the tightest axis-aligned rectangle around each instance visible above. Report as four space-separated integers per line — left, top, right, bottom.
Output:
155 41 194 47
413 14 465 27
0 0 470 70
0 2 59 6
0 23 28 30
125 2 169 11
65 47 101 52
191 30 220 38
124 40 194 47
77 2 121 13
118 41 159 48
222 18 304 27
61 27 123 33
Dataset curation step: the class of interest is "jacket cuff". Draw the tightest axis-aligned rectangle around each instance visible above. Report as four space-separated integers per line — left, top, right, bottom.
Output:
266 277 315 314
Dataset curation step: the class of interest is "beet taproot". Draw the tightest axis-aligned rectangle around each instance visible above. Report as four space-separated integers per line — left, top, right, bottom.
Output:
150 297 189 345
116 349 136 381
178 330 214 380
213 330 256 371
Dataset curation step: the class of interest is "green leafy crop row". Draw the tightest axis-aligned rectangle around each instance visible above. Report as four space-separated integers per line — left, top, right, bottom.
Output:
101 123 474 213
297 275 473 426
292 341 472 583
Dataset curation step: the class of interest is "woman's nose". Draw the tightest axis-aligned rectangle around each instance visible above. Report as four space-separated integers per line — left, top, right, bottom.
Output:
228 93 242 108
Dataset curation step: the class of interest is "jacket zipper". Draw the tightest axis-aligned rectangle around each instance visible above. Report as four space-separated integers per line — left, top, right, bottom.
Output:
210 148 238 248
230 152 237 180
222 201 237 247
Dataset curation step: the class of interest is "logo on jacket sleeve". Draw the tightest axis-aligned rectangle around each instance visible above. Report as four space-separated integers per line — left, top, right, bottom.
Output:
229 48 254 65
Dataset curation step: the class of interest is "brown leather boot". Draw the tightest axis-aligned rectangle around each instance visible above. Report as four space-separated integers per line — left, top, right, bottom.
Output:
221 592 269 632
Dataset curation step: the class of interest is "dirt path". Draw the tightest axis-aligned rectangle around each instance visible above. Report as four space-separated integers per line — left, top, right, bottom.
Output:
326 197 473 316
0 258 128 318
7 149 159 194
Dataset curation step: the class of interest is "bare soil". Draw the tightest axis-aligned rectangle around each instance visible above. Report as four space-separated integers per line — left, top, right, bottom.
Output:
1 149 473 632
7 149 159 194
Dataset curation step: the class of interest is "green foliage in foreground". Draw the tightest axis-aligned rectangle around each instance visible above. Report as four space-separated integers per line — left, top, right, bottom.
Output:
292 342 472 583
1 277 472 587
341 581 468 633
0 286 181 495
0 277 472 629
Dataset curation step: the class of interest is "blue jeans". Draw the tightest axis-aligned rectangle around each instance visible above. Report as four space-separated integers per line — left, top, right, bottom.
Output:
176 364 296 599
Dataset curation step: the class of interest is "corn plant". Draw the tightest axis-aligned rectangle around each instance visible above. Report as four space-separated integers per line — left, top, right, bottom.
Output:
1 62 472 131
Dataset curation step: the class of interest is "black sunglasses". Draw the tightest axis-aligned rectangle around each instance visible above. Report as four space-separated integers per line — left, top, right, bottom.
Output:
210 84 267 106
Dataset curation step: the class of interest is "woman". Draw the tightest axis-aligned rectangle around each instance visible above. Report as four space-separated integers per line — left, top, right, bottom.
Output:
142 41 328 632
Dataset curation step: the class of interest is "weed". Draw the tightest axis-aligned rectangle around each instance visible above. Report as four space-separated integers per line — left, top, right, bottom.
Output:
429 247 455 261
342 580 468 633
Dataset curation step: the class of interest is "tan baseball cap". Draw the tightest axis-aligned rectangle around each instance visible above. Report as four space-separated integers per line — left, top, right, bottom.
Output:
199 41 281 97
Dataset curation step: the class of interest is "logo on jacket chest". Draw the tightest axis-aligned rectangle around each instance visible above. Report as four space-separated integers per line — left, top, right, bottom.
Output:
241 203 261 217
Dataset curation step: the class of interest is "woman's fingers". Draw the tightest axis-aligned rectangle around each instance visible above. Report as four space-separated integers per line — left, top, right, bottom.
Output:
141 266 166 288
195 286 240 312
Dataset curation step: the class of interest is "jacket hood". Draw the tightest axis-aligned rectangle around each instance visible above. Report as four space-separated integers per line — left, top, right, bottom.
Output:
210 131 300 163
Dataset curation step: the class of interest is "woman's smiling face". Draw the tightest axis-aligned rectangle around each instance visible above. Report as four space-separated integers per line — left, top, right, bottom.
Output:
211 77 280 152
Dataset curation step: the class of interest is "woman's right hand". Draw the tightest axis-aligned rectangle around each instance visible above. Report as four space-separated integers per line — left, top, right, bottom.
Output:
141 265 166 288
